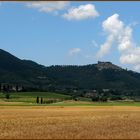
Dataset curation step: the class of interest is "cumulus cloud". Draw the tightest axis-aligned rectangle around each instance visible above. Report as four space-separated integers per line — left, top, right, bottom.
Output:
97 14 125 57
120 47 140 64
97 35 114 58
26 1 70 14
97 14 140 71
62 4 99 20
102 14 124 35
69 48 81 56
120 53 140 64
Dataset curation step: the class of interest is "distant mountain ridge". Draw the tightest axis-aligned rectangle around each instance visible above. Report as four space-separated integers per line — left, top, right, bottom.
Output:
0 49 47 86
0 49 140 96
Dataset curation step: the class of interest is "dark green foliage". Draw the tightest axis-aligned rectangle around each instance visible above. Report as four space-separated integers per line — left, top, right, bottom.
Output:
91 94 108 102
1 49 140 98
110 95 123 101
45 65 140 94
92 95 100 102
36 96 39 104
41 97 43 104
74 98 78 101
5 93 10 99
100 96 108 102
0 49 47 88
71 94 79 101
44 100 55 104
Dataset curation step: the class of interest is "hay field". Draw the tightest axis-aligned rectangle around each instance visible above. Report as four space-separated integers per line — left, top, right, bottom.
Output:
0 106 140 139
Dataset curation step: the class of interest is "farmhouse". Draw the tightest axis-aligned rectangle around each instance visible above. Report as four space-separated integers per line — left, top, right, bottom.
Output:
0 83 23 92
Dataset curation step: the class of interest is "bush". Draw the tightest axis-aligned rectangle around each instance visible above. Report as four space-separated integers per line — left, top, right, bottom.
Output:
92 96 100 102
110 95 123 101
100 96 108 102
74 98 78 101
5 93 10 99
45 100 55 104
92 94 108 102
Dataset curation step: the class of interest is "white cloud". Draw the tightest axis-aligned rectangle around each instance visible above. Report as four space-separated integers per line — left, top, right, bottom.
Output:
97 35 114 58
69 48 81 56
134 64 140 71
97 14 125 57
96 14 140 71
62 4 99 21
118 26 133 52
26 1 70 14
120 53 140 64
102 14 124 36
120 47 140 64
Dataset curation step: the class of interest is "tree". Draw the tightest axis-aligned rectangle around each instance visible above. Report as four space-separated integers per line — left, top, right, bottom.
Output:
36 96 39 104
41 97 43 104
5 93 10 99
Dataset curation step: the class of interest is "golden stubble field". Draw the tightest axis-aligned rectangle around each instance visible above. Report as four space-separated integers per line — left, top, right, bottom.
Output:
0 106 140 139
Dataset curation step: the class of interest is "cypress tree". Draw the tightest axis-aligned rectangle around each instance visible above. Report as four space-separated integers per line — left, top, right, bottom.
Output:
36 96 39 104
41 97 43 104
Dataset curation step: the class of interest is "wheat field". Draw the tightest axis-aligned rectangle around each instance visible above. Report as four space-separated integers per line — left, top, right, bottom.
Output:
0 106 140 139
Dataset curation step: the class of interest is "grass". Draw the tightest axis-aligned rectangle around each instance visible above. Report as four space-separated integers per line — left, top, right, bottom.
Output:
0 92 140 139
1 100 140 107
0 92 71 103
0 92 140 106
0 106 140 139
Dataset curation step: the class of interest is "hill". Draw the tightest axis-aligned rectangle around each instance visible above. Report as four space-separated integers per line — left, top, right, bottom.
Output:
0 49 48 88
0 49 140 96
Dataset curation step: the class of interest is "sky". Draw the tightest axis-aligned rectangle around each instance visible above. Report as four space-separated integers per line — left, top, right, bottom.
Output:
1 2 140 71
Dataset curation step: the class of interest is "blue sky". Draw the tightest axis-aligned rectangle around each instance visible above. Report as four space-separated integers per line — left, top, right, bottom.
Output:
1 2 140 71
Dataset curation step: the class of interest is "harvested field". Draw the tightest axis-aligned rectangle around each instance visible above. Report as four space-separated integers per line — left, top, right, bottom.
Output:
0 106 140 139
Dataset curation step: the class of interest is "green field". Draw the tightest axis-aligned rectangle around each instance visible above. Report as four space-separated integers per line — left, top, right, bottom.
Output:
0 92 71 103
0 92 140 106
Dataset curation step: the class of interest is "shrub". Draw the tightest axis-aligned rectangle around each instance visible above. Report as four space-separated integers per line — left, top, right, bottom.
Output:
110 95 123 101
5 93 10 99
92 95 100 102
100 96 108 102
